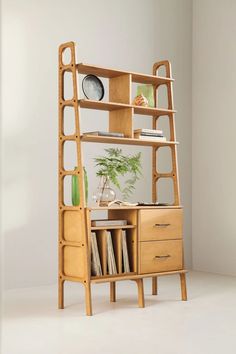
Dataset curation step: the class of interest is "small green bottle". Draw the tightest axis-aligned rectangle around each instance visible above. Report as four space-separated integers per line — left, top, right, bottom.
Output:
72 167 88 206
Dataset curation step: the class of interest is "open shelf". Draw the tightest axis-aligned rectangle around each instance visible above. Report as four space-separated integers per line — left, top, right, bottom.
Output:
77 63 174 85
91 225 136 230
91 269 187 283
81 134 178 147
79 99 176 116
89 205 182 210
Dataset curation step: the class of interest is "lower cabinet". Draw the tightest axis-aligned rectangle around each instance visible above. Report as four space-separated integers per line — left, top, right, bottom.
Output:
139 239 183 274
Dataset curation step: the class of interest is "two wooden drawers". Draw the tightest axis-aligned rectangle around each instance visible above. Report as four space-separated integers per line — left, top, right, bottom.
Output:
139 209 183 274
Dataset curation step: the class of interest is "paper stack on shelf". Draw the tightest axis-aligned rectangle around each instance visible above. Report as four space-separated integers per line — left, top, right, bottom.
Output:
83 131 124 138
91 232 102 276
91 219 127 227
134 128 166 142
107 231 117 275
122 230 130 273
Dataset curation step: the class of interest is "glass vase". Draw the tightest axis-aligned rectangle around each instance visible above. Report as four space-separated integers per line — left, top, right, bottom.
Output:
93 176 116 207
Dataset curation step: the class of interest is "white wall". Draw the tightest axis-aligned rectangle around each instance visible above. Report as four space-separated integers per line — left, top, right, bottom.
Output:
192 0 236 275
2 0 192 288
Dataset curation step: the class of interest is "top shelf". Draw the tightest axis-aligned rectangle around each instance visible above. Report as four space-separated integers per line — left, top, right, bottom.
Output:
77 63 174 85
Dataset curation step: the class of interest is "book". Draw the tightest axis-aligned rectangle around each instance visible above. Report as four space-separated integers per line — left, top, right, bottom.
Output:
134 135 167 142
106 231 117 275
134 128 163 135
122 230 130 273
83 131 124 138
134 132 164 138
91 232 102 276
107 199 138 207
91 219 127 227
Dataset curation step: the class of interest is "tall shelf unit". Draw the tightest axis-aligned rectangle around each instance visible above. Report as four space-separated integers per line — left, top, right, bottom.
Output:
58 41 187 316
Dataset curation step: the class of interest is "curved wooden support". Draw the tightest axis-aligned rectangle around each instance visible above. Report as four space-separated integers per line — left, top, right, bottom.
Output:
153 60 172 78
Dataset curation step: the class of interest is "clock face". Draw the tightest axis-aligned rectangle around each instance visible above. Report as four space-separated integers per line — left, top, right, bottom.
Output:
82 75 104 101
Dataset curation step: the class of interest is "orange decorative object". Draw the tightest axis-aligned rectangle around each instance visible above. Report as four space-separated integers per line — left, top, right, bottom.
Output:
132 94 148 107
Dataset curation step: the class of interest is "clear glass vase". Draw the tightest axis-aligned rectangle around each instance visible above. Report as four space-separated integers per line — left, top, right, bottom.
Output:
93 176 116 207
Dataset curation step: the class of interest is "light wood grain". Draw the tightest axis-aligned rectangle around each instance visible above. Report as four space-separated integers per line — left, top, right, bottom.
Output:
58 42 187 314
81 134 178 147
64 210 84 242
109 74 131 104
77 63 174 85
139 208 183 241
79 99 176 116
152 277 158 295
91 269 187 283
135 279 145 308
63 245 85 278
180 272 187 301
140 240 183 274
109 108 133 138
110 282 116 302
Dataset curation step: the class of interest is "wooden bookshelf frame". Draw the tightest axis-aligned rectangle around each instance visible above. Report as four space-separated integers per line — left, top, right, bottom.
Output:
58 41 187 316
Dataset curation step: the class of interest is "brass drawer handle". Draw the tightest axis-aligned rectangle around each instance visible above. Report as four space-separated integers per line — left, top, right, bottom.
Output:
154 255 170 259
154 223 170 227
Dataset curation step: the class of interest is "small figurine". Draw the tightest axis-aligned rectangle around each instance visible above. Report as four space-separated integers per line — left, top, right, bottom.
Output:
132 93 149 107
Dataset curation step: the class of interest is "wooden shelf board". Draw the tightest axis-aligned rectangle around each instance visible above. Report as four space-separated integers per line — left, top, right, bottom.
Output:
81 134 178 147
91 269 187 283
88 205 182 211
77 63 174 85
79 99 176 116
91 225 136 230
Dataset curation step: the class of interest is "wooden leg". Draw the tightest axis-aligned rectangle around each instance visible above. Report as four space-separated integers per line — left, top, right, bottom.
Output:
110 282 116 302
58 278 64 309
85 282 92 316
152 276 158 295
180 273 187 301
136 279 145 308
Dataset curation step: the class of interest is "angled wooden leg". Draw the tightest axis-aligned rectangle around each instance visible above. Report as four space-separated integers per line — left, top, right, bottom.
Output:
152 277 158 295
136 279 145 308
180 273 187 301
110 282 116 302
58 278 65 309
85 282 92 316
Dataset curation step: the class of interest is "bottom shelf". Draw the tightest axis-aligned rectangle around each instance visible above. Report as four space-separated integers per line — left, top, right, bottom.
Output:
91 269 187 283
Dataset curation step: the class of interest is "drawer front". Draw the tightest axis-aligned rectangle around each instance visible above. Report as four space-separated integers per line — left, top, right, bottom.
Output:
139 209 182 241
140 240 183 274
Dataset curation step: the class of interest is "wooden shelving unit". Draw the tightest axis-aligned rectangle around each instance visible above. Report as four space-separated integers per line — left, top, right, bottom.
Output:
58 41 187 316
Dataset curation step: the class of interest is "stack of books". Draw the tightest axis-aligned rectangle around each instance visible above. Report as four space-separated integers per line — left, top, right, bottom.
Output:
107 231 117 275
90 230 131 276
91 219 127 227
134 128 166 142
91 232 102 276
83 131 124 138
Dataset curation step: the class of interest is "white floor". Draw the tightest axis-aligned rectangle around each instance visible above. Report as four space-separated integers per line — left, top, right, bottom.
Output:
2 271 236 354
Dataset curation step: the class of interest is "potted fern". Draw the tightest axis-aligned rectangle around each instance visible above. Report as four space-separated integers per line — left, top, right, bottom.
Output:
93 148 142 206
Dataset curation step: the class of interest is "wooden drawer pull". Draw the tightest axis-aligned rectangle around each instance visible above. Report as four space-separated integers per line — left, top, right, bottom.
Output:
154 223 170 228
154 255 170 259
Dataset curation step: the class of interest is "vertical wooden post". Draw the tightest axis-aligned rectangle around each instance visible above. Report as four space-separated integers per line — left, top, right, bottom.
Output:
58 278 65 309
85 282 92 316
180 273 187 301
136 279 145 308
153 60 180 206
152 277 158 295
58 42 92 316
110 282 116 302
